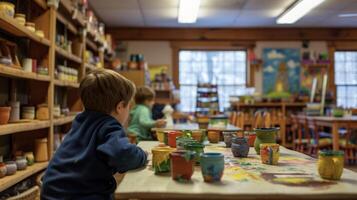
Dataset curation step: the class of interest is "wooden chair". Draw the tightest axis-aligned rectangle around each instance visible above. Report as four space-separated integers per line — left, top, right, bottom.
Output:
235 112 245 129
253 111 264 129
306 119 332 157
291 115 309 153
230 111 237 125
339 125 357 164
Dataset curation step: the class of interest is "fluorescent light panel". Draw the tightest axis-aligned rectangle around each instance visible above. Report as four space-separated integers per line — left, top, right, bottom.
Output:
277 0 325 24
339 13 357 18
178 0 200 23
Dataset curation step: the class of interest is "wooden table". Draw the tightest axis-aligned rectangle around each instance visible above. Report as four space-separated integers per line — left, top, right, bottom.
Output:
152 123 241 132
297 115 357 150
115 141 357 200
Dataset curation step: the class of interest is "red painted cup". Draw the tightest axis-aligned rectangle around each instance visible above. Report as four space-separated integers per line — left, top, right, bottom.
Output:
167 131 182 148
170 150 195 181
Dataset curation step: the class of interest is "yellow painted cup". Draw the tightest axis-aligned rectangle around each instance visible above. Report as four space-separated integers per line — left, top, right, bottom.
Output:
260 143 280 165
318 150 344 180
151 147 175 174
156 131 165 143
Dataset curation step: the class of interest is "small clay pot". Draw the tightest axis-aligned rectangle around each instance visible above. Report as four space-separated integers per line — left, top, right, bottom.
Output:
152 146 174 174
184 142 204 165
200 153 224 182
21 106 35 120
167 131 182 148
170 150 195 181
156 131 165 143
260 143 280 165
318 150 344 180
8 101 20 122
191 130 204 143
5 161 17 175
176 137 196 150
207 131 220 143
34 138 48 162
0 106 11 125
24 152 35 166
254 128 278 155
246 131 256 147
0 163 7 178
16 156 27 170
231 137 249 158
222 132 233 148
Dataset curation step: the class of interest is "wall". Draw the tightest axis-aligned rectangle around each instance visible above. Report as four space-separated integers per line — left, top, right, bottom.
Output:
125 41 172 75
123 40 328 93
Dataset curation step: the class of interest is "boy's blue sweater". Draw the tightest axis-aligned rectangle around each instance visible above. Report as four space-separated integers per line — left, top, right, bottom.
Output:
41 111 147 200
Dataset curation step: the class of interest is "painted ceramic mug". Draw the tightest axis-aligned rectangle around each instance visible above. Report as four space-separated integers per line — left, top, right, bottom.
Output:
167 131 182 148
260 143 280 165
207 131 220 143
152 147 175 174
170 150 195 181
184 142 204 165
200 153 224 182
318 150 344 180
231 137 249 158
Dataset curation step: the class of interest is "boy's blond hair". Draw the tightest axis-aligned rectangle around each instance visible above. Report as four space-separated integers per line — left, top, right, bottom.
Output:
135 86 155 104
80 69 135 113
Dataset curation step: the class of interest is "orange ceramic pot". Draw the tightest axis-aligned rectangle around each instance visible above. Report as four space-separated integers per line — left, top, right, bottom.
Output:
167 131 182 148
170 150 195 181
207 131 220 143
191 130 204 142
0 107 11 125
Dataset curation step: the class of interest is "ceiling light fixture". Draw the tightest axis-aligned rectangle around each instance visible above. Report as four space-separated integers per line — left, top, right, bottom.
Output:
178 0 201 23
339 13 357 17
277 0 325 24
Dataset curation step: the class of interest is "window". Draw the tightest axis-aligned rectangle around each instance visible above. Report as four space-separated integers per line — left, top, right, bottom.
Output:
179 50 247 112
334 51 357 108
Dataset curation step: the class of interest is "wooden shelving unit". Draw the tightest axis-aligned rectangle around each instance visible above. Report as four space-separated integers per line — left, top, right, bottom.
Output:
0 0 112 193
0 162 48 192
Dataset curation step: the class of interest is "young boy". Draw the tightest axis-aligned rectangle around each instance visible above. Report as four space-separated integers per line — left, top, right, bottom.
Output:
128 86 166 142
41 69 147 200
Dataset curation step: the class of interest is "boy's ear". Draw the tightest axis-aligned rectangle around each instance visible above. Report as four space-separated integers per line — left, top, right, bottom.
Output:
116 101 125 113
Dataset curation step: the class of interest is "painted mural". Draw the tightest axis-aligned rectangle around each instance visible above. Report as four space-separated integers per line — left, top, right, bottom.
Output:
263 48 301 94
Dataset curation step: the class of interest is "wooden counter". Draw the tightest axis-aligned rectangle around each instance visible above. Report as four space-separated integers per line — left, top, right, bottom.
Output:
115 141 357 199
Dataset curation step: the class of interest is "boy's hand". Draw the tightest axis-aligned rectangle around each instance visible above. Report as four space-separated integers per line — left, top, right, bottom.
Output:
155 119 166 128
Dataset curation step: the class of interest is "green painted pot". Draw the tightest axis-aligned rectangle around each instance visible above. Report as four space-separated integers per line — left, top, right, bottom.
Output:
184 142 204 165
254 128 278 155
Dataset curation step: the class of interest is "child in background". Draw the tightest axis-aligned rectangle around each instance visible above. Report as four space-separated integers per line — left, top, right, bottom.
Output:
128 86 166 142
41 69 147 200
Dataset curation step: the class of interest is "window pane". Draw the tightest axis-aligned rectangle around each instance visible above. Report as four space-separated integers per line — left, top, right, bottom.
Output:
179 50 247 112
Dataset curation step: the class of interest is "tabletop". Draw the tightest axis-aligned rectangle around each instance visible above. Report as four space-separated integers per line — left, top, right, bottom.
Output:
115 141 357 200
298 115 357 122
151 123 241 132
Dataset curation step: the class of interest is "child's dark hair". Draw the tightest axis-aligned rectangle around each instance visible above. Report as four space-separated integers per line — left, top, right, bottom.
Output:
135 86 155 104
80 69 135 113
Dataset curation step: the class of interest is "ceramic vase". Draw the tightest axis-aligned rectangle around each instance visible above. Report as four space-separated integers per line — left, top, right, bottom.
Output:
207 131 220 143
222 132 233 148
184 142 204 165
167 131 182 148
24 152 35 166
245 131 256 147
0 106 11 125
191 130 204 143
231 137 249 157
8 101 20 122
0 163 7 178
16 156 27 170
200 153 224 182
152 147 174 174
34 138 48 162
260 143 280 165
5 161 17 175
254 128 278 154
318 150 344 180
170 150 195 181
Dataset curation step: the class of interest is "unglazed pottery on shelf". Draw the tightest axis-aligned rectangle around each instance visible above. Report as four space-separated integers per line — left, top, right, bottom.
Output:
231 137 249 158
34 138 48 162
24 152 35 166
5 161 17 176
254 128 278 154
15 156 27 170
318 150 344 180
170 150 195 181
200 153 224 182
260 143 280 165
152 146 174 174
0 106 11 125
0 162 7 178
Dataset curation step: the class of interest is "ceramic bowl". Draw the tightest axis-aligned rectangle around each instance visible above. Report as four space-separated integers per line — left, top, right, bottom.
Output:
5 161 17 175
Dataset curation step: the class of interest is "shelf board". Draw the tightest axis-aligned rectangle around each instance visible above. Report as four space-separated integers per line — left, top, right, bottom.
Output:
59 0 85 27
0 13 50 47
55 46 82 64
0 162 48 192
56 12 78 35
85 63 97 71
86 38 99 52
0 64 50 81
53 115 76 126
0 120 50 136
54 79 79 88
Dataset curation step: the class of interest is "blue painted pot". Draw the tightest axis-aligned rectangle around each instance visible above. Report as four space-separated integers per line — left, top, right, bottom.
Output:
231 137 249 157
200 153 224 182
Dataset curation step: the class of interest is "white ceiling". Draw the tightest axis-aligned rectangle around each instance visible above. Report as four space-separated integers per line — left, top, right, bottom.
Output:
89 0 357 27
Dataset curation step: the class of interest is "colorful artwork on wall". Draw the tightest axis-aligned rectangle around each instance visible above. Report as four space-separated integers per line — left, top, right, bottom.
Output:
262 48 301 94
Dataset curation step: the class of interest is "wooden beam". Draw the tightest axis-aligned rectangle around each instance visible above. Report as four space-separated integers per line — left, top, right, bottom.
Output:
107 27 357 41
